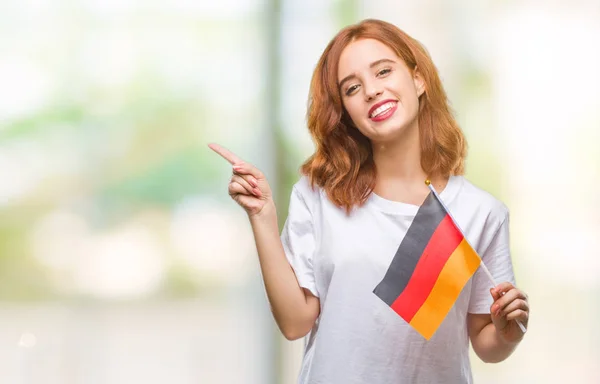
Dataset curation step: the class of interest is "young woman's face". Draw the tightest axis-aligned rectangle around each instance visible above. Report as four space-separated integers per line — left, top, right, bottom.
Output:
337 38 424 143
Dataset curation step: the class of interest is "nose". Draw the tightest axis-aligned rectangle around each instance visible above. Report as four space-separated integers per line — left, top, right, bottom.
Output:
364 82 383 102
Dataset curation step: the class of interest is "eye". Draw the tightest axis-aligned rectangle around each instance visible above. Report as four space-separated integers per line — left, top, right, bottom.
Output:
377 68 392 77
345 84 360 96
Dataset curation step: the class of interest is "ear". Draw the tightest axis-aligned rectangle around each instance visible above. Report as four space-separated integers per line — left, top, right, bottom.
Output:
413 66 425 97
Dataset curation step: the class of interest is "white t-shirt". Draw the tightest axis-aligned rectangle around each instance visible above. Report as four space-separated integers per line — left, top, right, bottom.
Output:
281 175 516 384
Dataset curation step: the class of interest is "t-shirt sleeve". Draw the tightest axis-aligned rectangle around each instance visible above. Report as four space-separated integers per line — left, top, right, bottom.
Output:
281 184 319 298
468 210 516 314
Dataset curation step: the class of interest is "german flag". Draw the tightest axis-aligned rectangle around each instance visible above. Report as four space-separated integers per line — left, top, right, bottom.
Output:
373 188 481 340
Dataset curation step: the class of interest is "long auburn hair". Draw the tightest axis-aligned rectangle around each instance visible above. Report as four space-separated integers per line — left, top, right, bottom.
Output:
301 19 467 213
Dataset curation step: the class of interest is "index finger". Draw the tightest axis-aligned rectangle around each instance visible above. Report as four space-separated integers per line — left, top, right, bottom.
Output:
208 143 244 165
494 282 516 295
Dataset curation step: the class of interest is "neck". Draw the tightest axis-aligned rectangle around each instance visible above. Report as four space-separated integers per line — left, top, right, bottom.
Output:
372 122 426 183
371 121 448 205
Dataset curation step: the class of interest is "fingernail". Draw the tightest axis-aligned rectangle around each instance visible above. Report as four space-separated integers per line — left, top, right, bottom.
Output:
250 178 258 187
253 188 261 196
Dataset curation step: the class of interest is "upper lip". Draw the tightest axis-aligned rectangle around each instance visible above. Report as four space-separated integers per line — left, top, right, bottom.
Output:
368 99 397 118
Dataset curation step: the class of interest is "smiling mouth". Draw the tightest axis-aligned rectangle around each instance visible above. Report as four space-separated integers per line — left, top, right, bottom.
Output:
369 101 397 119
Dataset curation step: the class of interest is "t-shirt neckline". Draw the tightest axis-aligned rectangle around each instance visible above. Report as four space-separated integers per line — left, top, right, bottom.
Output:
367 175 463 215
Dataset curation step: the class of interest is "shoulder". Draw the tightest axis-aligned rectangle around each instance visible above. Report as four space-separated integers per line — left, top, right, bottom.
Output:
454 176 509 223
292 175 323 198
288 175 325 212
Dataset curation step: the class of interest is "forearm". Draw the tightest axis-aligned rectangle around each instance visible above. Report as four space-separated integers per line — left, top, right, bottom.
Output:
249 203 317 338
472 322 519 363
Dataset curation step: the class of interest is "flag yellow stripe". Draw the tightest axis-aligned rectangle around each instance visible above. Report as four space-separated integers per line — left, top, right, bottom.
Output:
409 239 481 340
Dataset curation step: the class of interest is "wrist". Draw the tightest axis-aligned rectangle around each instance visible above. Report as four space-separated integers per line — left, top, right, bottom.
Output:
249 200 277 224
494 324 522 346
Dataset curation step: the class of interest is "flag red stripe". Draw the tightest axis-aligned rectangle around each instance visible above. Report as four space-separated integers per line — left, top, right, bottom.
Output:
409 239 481 339
390 214 464 322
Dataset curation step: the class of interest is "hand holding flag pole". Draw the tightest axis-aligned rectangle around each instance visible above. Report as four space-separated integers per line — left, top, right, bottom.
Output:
425 180 527 335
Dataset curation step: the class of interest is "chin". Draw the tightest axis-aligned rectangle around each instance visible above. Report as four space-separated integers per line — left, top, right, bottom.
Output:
364 122 408 141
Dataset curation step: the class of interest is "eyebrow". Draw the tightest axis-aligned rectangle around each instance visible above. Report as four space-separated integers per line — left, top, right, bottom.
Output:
338 58 397 90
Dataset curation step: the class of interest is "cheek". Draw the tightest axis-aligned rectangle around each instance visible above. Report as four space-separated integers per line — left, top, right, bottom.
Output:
343 100 364 123
391 89 418 116
407 93 422 114
401 82 420 105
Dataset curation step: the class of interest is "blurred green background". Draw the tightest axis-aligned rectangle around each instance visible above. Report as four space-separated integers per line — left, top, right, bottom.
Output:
0 0 598 382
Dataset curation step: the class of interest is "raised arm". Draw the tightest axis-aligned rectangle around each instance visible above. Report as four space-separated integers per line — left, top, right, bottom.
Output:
208 143 320 340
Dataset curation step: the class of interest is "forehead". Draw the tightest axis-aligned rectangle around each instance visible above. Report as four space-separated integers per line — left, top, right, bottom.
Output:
337 38 399 78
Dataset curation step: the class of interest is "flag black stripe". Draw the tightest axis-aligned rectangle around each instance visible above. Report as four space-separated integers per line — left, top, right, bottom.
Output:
373 193 447 306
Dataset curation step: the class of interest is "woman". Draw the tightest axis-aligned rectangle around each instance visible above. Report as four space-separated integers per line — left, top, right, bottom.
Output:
209 19 529 384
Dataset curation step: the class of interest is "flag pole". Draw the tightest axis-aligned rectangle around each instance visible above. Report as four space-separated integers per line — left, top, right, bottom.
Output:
425 180 527 334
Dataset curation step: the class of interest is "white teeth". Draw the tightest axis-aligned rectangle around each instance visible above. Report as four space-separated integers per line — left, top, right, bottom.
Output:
370 102 396 118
